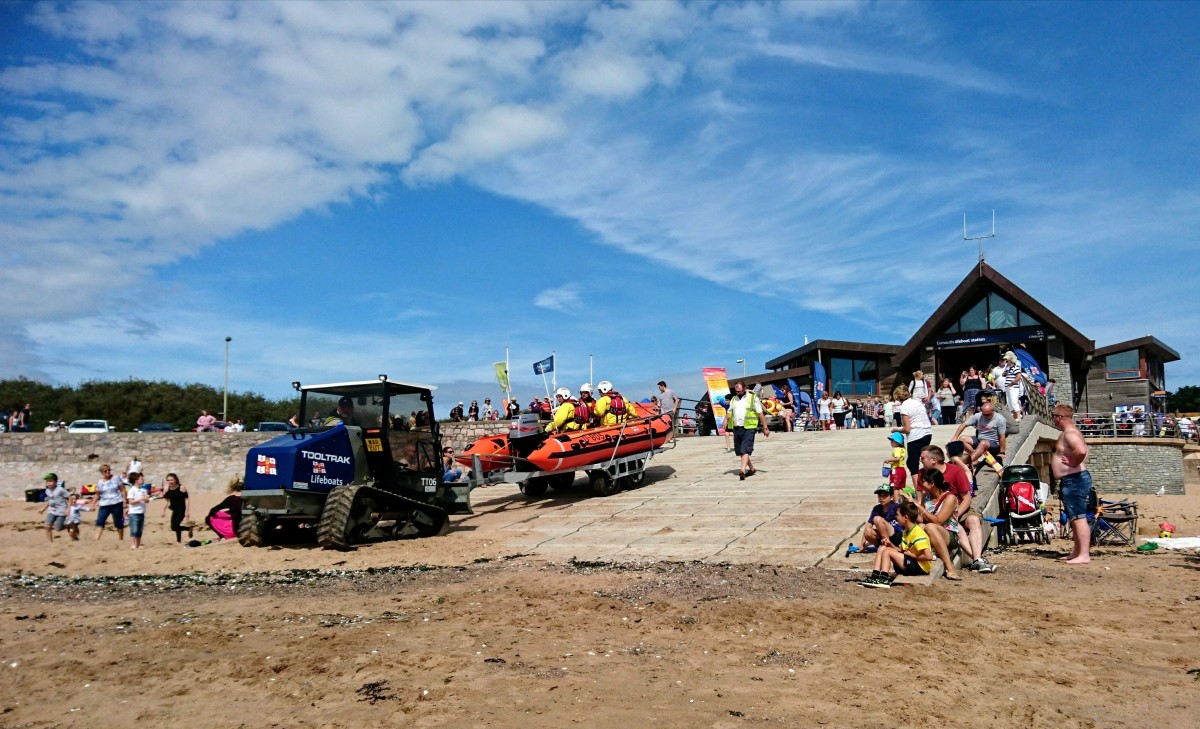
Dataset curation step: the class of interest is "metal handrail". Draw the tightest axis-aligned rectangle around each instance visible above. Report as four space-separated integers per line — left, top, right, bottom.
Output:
1072 412 1196 441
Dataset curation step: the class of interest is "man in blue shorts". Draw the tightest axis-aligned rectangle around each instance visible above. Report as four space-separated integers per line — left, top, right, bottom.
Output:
1052 404 1092 565
727 381 769 480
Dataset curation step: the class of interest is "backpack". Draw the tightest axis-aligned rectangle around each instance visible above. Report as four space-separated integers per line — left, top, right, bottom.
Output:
1006 481 1039 516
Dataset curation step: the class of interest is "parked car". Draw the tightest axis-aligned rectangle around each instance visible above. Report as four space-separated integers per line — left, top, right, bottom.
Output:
135 422 178 432
67 419 115 433
255 421 290 432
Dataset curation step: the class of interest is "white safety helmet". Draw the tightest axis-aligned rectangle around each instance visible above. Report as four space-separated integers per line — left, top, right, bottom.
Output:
555 387 571 400
580 383 593 394
597 380 613 395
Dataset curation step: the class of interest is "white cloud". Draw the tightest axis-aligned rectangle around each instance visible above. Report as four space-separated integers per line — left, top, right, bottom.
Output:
404 104 567 184
533 285 582 312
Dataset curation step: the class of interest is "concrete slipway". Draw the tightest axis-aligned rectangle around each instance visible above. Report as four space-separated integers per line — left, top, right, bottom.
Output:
462 424 964 568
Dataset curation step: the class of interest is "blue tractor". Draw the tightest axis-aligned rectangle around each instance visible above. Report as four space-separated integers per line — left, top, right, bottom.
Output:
239 377 470 549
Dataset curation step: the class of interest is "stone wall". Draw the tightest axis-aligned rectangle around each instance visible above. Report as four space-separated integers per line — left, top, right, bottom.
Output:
0 432 276 499
1047 362 1073 408
1083 438 1186 495
440 421 510 454
1 422 516 500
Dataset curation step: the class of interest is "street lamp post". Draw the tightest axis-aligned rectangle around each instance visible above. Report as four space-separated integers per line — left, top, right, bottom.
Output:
736 358 746 379
223 336 232 421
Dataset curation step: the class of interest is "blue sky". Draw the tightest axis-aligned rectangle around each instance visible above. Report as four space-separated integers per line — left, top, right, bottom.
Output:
2 1 1198 415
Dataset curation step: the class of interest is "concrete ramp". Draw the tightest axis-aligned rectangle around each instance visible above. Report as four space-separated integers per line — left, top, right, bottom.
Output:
493 425 963 567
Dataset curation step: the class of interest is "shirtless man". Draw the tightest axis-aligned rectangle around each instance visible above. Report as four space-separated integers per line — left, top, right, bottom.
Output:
1052 403 1092 564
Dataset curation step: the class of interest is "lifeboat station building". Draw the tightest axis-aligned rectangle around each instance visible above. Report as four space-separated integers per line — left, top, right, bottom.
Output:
747 262 1178 414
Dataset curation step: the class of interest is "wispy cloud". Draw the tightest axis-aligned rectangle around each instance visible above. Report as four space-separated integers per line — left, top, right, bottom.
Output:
757 40 1026 96
533 285 582 312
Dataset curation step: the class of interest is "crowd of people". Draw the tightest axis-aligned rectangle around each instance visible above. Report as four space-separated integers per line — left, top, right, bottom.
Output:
34 456 244 548
854 434 1002 588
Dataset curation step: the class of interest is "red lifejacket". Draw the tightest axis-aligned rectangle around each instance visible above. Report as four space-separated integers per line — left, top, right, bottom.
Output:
607 391 627 419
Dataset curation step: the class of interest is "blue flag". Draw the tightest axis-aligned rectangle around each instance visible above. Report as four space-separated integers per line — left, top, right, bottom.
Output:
533 355 554 375
1012 347 1047 386
812 360 827 402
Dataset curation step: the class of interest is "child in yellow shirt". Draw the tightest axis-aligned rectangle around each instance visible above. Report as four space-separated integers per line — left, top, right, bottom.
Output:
859 501 933 588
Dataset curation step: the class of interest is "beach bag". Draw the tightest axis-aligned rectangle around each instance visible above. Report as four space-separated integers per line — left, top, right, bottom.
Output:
1006 481 1039 515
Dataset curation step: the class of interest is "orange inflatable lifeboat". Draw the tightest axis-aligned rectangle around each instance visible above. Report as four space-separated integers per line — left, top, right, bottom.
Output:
525 413 672 472
458 433 514 473
458 413 672 474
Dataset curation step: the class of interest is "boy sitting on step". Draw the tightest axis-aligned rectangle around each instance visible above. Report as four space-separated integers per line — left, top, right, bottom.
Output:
859 501 933 588
847 484 901 556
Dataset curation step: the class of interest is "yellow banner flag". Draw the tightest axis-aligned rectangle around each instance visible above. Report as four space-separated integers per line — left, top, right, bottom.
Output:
494 362 509 392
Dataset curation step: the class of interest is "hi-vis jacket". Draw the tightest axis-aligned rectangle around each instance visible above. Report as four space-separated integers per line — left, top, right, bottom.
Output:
546 400 581 432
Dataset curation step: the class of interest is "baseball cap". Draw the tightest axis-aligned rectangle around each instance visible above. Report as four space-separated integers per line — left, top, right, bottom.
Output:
874 484 894 495
43 472 58 481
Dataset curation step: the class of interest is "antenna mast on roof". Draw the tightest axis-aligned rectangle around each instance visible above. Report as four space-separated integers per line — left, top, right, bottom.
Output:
964 211 996 276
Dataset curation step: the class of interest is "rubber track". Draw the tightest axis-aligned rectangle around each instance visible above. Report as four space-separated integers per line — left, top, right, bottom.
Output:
317 483 450 550
238 510 264 547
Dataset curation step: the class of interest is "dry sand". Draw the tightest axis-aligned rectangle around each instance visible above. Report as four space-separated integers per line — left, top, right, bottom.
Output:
2 489 1199 728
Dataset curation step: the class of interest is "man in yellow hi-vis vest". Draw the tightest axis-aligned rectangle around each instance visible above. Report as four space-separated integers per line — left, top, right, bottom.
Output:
727 381 769 480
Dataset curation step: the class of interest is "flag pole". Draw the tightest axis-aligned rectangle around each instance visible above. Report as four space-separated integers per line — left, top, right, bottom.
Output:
505 346 511 401
552 350 556 393
589 353 593 385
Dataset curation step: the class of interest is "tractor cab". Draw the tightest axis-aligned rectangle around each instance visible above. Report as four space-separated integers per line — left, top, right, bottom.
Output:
296 377 442 491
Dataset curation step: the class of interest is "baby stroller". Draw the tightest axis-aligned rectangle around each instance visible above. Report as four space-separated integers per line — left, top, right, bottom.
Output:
997 464 1047 545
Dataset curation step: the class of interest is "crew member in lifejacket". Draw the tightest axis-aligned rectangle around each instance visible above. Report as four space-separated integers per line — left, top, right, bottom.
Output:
546 387 582 433
594 380 636 427
577 383 597 428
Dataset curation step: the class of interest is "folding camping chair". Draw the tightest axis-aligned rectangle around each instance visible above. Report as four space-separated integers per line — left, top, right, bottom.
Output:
1060 492 1139 547
1092 498 1139 546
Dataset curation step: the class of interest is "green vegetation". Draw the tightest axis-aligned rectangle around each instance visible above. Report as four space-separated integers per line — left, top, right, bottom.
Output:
0 377 298 432
1167 386 1200 413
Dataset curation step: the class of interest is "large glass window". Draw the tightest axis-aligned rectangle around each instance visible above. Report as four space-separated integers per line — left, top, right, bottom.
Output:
1105 350 1142 380
958 298 988 332
941 292 1041 335
988 294 1018 329
829 357 878 396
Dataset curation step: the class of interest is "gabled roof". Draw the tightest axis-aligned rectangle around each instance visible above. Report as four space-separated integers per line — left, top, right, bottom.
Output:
765 339 899 370
892 261 1094 367
1094 336 1180 362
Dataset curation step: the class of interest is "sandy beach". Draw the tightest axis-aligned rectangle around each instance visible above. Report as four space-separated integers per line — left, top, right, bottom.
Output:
2 488 1199 728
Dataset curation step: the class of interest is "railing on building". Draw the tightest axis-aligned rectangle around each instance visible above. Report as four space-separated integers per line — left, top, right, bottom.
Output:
978 376 1054 429
1073 412 1197 442
1020 379 1053 423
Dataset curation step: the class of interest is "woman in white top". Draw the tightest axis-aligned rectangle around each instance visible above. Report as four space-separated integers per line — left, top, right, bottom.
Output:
909 371 931 404
891 384 933 493
830 391 849 429
817 395 832 431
